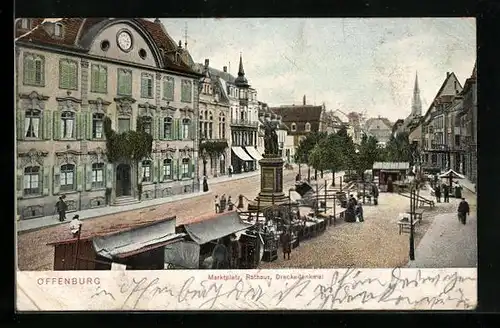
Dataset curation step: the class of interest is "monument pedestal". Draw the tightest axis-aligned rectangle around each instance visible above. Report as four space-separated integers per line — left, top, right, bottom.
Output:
248 155 288 211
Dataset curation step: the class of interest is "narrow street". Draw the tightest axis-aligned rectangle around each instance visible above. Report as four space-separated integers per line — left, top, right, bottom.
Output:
17 168 299 271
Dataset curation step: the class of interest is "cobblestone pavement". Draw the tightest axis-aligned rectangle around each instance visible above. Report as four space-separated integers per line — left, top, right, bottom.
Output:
407 212 477 268
259 189 477 269
17 168 300 271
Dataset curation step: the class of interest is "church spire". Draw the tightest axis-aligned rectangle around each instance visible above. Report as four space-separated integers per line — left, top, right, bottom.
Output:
411 71 422 116
238 52 245 76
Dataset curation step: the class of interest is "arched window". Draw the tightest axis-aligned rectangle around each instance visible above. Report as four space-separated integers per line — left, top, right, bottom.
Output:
61 111 75 139
24 166 40 195
25 109 41 138
291 123 297 132
91 163 105 188
163 159 173 180
181 158 190 178
60 164 75 191
163 117 173 139
141 160 152 182
182 118 190 139
92 113 104 139
305 122 311 132
140 116 152 135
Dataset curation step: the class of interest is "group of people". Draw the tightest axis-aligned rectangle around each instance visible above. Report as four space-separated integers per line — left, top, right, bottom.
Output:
214 194 234 213
433 183 451 203
55 195 82 237
346 194 364 222
211 233 242 269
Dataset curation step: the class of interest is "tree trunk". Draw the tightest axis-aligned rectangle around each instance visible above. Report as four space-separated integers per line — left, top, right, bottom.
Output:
307 166 311 182
331 170 336 187
320 170 323 178
362 172 365 203
314 169 317 180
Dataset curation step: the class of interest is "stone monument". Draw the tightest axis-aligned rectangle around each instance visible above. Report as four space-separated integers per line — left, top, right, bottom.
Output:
248 114 288 211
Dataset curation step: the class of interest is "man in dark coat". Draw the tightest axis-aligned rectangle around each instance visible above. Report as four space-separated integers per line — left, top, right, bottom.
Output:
211 239 229 269
356 198 364 222
457 198 470 225
442 183 449 203
280 230 292 260
203 176 209 192
228 234 241 269
434 184 441 203
55 195 68 222
371 184 379 205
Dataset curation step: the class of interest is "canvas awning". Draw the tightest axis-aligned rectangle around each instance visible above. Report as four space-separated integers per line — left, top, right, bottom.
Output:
232 146 254 161
245 146 263 161
438 169 465 179
92 217 185 259
183 211 254 245
164 241 200 269
373 162 410 170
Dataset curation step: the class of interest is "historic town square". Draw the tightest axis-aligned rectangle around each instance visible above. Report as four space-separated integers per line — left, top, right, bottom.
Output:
15 18 476 271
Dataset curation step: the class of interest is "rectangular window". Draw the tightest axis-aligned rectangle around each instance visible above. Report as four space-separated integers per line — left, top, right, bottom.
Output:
141 117 152 135
163 76 174 100
60 164 75 191
23 166 40 195
61 111 75 139
117 69 132 96
181 159 189 178
54 23 63 37
92 113 104 139
23 53 45 86
142 161 152 182
163 159 172 180
163 117 172 139
59 59 78 90
118 118 130 133
92 163 105 189
25 109 41 138
90 64 107 93
181 80 192 103
182 120 190 139
141 73 154 98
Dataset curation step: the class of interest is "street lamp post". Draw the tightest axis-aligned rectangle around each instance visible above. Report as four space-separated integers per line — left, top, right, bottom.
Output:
202 147 207 177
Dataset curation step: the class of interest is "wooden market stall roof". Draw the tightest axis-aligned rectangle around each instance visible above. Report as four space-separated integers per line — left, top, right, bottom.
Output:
372 162 410 170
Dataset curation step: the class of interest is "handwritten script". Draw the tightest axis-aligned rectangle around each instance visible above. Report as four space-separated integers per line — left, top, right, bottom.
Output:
87 268 476 310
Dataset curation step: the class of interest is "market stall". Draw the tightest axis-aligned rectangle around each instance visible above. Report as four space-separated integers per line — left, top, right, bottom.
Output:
372 162 410 192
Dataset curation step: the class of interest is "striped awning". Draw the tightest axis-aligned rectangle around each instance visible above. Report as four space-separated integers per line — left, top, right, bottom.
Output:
245 146 263 161
232 147 253 161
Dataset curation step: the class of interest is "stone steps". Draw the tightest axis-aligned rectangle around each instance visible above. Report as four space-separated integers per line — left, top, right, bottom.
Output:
112 196 140 207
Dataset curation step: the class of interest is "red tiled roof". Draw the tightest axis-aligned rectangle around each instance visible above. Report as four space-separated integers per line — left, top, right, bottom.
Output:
270 105 323 133
16 18 198 75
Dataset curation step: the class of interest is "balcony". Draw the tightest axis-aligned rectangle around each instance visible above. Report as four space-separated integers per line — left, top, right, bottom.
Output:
230 119 259 128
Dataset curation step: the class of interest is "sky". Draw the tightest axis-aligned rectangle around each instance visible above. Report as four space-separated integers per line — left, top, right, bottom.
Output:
160 18 476 122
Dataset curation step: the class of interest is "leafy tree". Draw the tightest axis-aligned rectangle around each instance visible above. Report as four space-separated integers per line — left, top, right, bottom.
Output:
335 126 356 175
295 131 327 181
384 131 413 163
353 134 381 181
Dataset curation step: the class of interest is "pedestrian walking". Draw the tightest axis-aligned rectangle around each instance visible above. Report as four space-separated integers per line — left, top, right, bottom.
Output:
280 229 292 260
55 195 68 222
203 176 209 192
356 198 364 222
214 195 220 213
228 196 234 211
228 165 233 177
435 184 441 203
457 197 470 225
371 183 379 205
220 194 227 212
442 183 450 203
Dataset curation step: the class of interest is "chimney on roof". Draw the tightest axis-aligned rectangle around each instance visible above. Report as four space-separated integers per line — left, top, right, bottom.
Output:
446 72 450 77
178 40 182 49
223 66 227 73
303 95 306 105
204 59 209 68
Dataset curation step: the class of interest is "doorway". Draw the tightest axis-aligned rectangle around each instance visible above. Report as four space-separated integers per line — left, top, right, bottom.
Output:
116 164 131 197
219 154 225 175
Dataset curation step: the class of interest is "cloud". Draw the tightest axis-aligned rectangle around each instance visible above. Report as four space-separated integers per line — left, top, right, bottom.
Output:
160 18 476 121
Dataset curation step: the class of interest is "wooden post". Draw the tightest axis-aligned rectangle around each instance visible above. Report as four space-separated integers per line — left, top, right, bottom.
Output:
256 197 261 226
324 180 327 212
315 183 319 215
333 192 337 226
409 187 415 261
73 224 82 270
340 176 343 192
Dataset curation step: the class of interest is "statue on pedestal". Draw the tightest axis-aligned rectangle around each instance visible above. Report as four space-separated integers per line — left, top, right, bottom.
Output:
260 117 279 156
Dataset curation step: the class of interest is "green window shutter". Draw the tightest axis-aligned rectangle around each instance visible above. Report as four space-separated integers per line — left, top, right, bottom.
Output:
187 83 192 102
106 163 113 189
158 159 164 183
191 159 195 178
76 112 85 140
85 164 92 191
76 165 84 191
117 70 123 94
100 67 107 93
53 165 61 194
181 82 186 102
59 60 68 89
153 116 159 140
141 75 147 97
126 72 132 95
172 119 177 140
159 115 165 140
152 160 158 183
190 120 195 140
42 165 50 196
70 61 78 90
173 159 178 181
23 56 35 84
16 110 25 140
42 110 52 140
90 65 99 92
16 168 23 198
52 111 61 140
177 119 182 140
86 112 93 140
